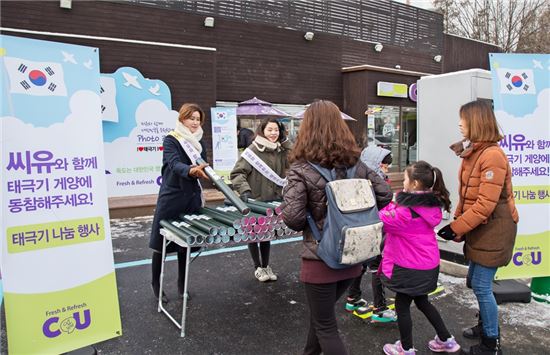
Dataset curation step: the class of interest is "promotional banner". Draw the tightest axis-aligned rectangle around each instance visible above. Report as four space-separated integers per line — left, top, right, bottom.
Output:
489 53 550 279
102 67 174 197
211 107 238 182
1 35 121 353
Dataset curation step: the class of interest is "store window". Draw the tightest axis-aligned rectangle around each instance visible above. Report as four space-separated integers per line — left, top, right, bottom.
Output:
366 105 417 172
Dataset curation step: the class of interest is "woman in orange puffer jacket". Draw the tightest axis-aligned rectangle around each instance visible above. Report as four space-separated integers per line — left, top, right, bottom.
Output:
438 100 518 355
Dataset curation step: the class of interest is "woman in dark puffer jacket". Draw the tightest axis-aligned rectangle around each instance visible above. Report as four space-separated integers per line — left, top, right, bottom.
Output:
282 100 393 355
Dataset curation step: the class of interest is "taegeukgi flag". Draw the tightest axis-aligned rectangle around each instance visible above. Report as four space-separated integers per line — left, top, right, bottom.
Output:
3 56 67 96
496 68 536 95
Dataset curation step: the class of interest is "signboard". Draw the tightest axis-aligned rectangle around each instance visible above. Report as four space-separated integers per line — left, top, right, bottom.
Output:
1 35 121 354
489 53 550 279
211 107 238 182
102 67 174 197
408 82 418 102
377 81 408 98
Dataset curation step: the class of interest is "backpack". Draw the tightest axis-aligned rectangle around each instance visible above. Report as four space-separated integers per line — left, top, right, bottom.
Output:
306 162 384 269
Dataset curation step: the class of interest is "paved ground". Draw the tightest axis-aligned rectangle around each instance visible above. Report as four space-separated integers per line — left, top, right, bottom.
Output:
2 215 549 354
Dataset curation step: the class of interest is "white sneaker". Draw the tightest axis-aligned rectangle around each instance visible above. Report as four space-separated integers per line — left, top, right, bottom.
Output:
264 266 278 281
254 267 270 282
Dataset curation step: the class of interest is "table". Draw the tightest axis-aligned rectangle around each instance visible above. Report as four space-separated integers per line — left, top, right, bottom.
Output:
157 223 297 337
158 228 192 337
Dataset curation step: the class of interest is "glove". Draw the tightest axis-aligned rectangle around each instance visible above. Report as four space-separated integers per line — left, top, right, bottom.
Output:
189 163 209 179
437 224 457 241
240 191 251 202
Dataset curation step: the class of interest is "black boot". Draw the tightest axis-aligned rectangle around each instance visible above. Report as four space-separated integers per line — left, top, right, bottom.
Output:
463 312 483 339
151 252 169 303
177 251 191 301
469 334 502 355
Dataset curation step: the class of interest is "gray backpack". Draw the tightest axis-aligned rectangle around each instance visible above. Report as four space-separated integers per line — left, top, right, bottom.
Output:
306 163 383 269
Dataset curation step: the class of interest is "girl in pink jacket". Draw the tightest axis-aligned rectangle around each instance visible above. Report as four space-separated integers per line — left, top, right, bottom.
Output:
380 161 460 355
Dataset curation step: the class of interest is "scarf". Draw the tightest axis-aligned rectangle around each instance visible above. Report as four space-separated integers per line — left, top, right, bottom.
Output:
252 135 280 152
173 121 203 153
449 139 496 159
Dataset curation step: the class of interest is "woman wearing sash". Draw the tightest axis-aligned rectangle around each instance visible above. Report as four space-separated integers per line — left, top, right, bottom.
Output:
149 103 209 303
230 117 291 282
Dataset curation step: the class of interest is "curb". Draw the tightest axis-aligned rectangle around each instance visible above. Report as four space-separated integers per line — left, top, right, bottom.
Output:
440 259 468 277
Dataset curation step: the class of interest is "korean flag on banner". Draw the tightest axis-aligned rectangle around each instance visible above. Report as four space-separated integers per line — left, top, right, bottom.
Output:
3 56 68 96
100 76 119 122
496 68 536 95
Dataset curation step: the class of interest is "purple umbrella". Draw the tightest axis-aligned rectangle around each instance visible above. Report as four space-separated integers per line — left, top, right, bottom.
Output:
237 97 290 117
293 109 357 121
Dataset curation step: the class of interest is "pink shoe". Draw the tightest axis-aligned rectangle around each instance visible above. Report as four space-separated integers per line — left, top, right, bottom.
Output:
428 335 461 353
383 340 416 355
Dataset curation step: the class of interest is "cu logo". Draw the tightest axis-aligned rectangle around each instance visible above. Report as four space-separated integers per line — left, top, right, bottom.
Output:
408 82 417 102
42 309 91 338
512 251 542 266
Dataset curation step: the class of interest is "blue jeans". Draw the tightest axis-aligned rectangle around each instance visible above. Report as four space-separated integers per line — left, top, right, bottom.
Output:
467 262 499 338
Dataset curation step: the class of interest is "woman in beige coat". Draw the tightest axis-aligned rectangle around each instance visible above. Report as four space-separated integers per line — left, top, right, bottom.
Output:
230 118 291 282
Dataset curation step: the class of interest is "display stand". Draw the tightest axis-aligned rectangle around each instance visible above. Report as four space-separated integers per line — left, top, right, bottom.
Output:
158 228 191 337
157 220 295 337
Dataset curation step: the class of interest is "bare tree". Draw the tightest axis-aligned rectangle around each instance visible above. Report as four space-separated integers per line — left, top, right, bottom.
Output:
433 0 550 53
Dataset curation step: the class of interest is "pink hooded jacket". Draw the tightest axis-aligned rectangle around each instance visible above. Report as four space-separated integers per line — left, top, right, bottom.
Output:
379 191 442 296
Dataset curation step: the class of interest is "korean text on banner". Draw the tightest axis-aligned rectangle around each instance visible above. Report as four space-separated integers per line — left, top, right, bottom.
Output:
489 53 550 280
211 107 238 182
1 35 122 354
101 67 174 198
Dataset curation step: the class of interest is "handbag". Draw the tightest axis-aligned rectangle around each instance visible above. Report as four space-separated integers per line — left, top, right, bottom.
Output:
461 147 517 267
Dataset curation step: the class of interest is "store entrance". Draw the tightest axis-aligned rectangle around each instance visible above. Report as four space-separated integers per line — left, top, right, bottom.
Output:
366 105 417 172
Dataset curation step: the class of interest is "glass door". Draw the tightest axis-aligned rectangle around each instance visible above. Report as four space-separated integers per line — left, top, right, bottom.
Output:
400 107 417 168
366 105 400 172
366 105 417 172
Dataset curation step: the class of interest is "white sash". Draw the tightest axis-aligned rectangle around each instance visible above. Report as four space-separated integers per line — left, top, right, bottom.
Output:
169 130 223 207
241 148 287 187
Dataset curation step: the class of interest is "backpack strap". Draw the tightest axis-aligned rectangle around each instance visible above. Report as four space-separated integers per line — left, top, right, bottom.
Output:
306 213 323 242
307 162 333 182
306 162 330 242
346 164 359 179
307 161 359 181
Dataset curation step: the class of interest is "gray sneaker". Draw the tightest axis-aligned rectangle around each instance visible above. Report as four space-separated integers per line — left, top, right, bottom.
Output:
264 266 278 281
254 267 270 282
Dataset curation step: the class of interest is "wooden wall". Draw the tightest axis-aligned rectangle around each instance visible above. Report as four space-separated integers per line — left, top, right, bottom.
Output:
1 2 217 156
342 38 442 74
1 1 446 109
1 1 500 135
443 34 501 73
343 69 420 140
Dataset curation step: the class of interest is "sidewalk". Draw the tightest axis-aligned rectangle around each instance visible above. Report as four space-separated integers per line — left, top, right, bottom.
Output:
2 215 549 354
